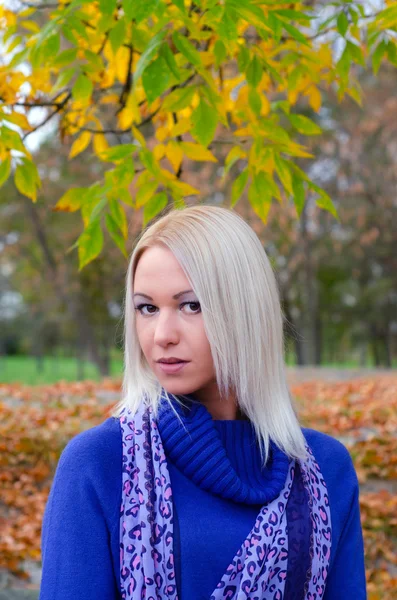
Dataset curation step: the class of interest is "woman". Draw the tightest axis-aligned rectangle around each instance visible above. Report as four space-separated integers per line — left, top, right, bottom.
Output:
39 205 367 599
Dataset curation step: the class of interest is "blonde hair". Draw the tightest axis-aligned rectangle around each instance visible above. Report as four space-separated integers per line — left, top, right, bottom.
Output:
111 204 309 465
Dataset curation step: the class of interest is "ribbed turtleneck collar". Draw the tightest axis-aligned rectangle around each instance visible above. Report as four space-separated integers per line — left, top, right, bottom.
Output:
156 393 290 505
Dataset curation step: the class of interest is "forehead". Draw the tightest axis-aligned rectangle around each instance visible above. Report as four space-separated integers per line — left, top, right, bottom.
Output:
134 246 188 284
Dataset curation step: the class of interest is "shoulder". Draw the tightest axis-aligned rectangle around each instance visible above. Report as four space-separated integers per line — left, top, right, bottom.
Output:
50 417 122 530
54 417 122 502
59 416 122 469
301 427 359 537
301 426 358 487
301 427 355 468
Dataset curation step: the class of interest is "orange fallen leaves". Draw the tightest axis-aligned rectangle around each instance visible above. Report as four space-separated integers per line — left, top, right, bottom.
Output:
0 375 396 598
292 376 397 600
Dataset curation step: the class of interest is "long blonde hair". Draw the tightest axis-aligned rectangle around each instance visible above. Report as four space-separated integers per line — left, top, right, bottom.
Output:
111 204 309 465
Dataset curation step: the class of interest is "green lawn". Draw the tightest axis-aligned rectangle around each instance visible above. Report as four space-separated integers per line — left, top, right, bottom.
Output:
0 351 393 385
0 352 124 385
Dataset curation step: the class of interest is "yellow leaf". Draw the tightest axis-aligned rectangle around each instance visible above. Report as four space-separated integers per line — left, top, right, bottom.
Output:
69 131 92 159
346 86 362 106
93 134 109 157
3 111 31 130
165 141 184 172
132 125 146 147
115 46 131 84
260 94 271 116
155 125 169 142
168 179 200 196
179 142 217 162
283 142 314 159
135 180 158 208
307 86 322 112
100 93 119 104
20 20 40 33
171 117 191 138
153 143 165 160
118 92 141 129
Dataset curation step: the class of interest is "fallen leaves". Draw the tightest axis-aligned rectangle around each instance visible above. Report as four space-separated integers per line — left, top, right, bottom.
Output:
292 376 397 600
0 375 396 598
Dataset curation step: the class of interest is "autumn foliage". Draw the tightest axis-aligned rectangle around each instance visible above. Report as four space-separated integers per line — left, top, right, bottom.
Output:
0 376 396 599
2 1 397 268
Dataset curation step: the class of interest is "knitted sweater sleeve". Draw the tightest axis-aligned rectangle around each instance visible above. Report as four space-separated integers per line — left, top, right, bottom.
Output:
39 419 122 600
303 428 367 600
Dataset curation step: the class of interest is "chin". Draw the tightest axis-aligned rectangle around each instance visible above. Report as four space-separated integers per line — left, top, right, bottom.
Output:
161 381 197 397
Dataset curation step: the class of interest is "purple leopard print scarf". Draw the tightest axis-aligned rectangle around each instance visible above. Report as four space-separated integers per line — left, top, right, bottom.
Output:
119 400 332 599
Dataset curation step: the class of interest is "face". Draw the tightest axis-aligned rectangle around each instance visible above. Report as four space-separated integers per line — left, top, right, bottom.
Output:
133 245 218 404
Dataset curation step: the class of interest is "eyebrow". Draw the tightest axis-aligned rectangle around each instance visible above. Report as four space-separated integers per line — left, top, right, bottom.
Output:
133 289 194 301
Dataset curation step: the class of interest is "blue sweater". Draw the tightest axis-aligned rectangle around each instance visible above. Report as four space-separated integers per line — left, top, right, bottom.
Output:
39 399 367 599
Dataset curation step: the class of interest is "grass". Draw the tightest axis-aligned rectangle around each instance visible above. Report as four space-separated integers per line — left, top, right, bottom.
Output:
0 351 394 386
0 352 124 385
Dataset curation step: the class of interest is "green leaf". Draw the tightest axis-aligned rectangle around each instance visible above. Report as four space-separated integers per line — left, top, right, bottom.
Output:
14 159 40 201
231 169 248 207
372 40 387 74
273 9 313 22
191 98 218 147
315 191 338 219
72 73 93 102
51 67 76 93
135 180 158 208
224 146 246 176
78 217 104 270
308 181 339 219
274 154 292 195
337 11 349 37
54 187 87 212
143 191 168 226
172 0 185 13
386 40 397 66
214 40 227 69
112 157 135 187
218 9 238 41
292 173 305 216
282 21 310 46
237 45 250 73
172 31 202 68
123 0 159 23
159 43 181 81
248 88 262 115
0 155 11 188
53 48 78 68
108 197 128 238
336 44 351 82
105 213 127 257
346 41 365 67
100 144 136 162
109 17 126 55
142 56 170 104
288 114 322 135
162 85 196 111
134 29 166 83
248 172 272 224
246 55 262 88
99 0 117 16
1 126 27 154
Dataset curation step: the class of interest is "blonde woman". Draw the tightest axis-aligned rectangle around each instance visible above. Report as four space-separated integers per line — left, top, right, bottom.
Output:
39 205 366 599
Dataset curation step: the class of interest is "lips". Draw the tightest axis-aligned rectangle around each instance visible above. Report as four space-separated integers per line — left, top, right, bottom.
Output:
157 361 189 374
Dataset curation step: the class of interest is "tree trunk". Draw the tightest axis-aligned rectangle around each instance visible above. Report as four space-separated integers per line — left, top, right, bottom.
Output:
23 195 110 377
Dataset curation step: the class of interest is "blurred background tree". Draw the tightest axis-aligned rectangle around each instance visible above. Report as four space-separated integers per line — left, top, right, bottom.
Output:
0 0 396 378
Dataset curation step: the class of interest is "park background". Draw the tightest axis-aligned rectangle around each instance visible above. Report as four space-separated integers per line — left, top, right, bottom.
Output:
1 0 397 598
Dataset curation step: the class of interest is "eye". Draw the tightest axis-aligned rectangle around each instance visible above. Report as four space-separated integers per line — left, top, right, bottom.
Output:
181 301 201 314
134 301 201 316
135 303 157 316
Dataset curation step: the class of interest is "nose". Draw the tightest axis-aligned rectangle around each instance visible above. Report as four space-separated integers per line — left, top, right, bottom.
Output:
153 308 180 346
